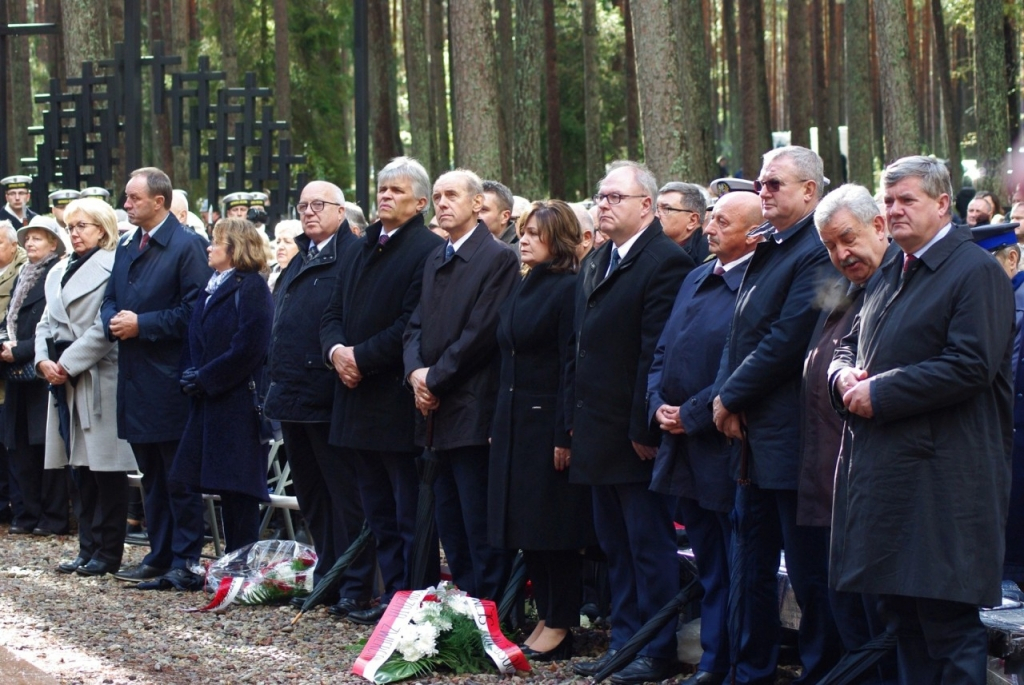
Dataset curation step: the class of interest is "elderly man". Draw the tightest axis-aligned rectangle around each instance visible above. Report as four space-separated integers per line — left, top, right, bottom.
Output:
0 222 25 524
807 184 899 681
321 157 444 624
966 196 992 227
480 180 518 245
0 176 37 230
1011 203 1024 244
647 191 762 685
403 169 519 601
657 182 709 264
712 146 841 683
570 161 694 684
102 167 211 590
830 157 1013 683
264 181 374 618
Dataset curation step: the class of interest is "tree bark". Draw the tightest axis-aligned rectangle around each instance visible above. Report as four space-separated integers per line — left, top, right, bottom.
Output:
428 0 450 177
581 0 603 192
722 0 741 172
7 0 33 175
845 0 874 187
671 0 717 183
148 0 174 174
216 0 239 85
369 0 402 172
61 0 109 76
512 0 544 198
973 0 1007 193
872 0 920 161
738 0 771 178
274 0 291 125
786 0 811 148
495 0 513 185
449 0 502 179
1004 11 1020 145
542 0 563 198
930 0 961 190
825 0 844 183
621 0 640 160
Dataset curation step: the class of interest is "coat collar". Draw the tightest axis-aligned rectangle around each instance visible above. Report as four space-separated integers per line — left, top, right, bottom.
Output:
692 255 746 292
582 219 665 296
0 247 26 286
60 248 115 305
364 214 425 253
202 271 246 318
294 221 353 273
124 213 184 262
435 221 492 267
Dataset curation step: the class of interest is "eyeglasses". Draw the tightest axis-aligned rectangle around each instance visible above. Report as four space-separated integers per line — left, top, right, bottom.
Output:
296 199 342 214
67 222 99 233
593 193 646 206
753 178 809 193
655 205 699 217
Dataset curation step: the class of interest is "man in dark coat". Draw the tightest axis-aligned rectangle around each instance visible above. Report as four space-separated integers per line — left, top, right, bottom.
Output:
402 169 519 601
101 167 211 590
263 180 374 617
569 161 694 685
806 184 899 682
657 182 710 264
321 157 443 625
712 146 841 683
647 191 762 685
830 156 1014 683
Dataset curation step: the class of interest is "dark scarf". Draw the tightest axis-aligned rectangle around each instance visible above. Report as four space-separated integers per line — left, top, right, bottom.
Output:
61 247 100 288
7 251 59 341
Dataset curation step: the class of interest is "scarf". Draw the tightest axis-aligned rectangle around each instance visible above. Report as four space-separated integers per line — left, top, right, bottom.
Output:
205 268 236 296
61 247 100 288
7 252 59 341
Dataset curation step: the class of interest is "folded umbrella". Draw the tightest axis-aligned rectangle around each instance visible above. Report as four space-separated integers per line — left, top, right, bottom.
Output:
49 383 71 459
818 621 898 685
291 520 373 624
410 412 441 590
497 549 526 625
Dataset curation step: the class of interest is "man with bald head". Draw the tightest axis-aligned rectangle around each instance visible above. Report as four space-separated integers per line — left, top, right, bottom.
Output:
647 191 762 685
264 180 375 617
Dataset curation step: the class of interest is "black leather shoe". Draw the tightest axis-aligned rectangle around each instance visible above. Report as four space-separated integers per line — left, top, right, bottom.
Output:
679 671 726 685
609 656 676 684
327 597 367 618
8 525 33 535
137 567 204 591
347 603 388 626
32 528 56 536
573 649 619 677
76 559 118 577
520 631 572 662
114 563 169 583
57 556 89 574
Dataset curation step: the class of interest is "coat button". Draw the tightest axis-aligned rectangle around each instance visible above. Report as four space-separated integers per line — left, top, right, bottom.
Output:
579 350 586 358
588 301 595 308
509 386 514 392
511 349 515 356
576 400 583 408
690 398 697 405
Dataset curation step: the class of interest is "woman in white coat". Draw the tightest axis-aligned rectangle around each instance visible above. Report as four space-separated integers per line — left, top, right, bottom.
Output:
36 199 136 577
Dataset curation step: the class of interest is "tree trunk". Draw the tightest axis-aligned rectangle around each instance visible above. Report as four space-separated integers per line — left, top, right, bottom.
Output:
216 0 239 85
274 0 291 125
825 0 844 183
7 0 32 175
449 0 502 179
870 14 885 167
542 0 564 198
61 0 109 75
581 0 603 193
512 0 544 198
148 0 174 173
872 0 920 160
621 0 641 160
428 0 450 177
369 0 402 173
1004 11 1020 145
809 0 834 176
495 0 513 185
738 0 771 178
845 0 874 187
973 0 1007 193
671 0 717 183
723 0 741 171
930 0 961 190
786 0 811 148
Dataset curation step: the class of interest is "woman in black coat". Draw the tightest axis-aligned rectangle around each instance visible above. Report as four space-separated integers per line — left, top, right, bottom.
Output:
488 201 596 661
170 218 273 553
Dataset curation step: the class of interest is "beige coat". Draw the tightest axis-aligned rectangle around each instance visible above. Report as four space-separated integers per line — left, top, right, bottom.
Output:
35 249 135 471
0 247 27 404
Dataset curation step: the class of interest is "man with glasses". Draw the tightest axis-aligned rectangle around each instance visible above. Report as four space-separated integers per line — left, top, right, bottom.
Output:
0 176 37 230
570 161 694 684
712 146 841 683
656 182 710 264
264 181 375 618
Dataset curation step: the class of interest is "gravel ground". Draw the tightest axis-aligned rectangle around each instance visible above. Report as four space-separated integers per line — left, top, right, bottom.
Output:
0 524 630 685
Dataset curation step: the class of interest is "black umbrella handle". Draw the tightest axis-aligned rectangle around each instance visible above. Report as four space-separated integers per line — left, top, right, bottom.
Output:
425 411 435 449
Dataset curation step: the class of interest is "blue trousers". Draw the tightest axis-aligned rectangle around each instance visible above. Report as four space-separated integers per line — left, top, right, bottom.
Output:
677 496 731 674
131 440 204 569
593 482 679 660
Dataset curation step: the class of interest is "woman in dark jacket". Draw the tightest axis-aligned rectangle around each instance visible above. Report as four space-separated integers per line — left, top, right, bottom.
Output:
170 218 273 553
3 216 66 535
488 200 596 661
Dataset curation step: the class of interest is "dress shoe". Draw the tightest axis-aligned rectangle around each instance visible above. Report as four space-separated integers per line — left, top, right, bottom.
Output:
76 559 118 577
679 671 726 685
327 597 368 618
137 567 204 591
520 631 572 662
113 563 169 583
573 649 619 677
347 603 389 626
609 656 676 684
8 525 33 535
57 556 89 574
32 528 56 537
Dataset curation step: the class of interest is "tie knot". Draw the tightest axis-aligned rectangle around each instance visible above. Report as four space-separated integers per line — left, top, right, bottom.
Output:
308 244 320 260
139 232 150 252
713 264 725 276
377 232 389 248
902 253 918 273
445 243 455 261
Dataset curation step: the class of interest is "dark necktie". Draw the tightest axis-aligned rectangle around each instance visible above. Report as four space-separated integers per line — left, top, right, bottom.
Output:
606 247 621 278
377 232 389 248
445 243 455 261
307 244 320 261
901 253 919 285
139 232 150 252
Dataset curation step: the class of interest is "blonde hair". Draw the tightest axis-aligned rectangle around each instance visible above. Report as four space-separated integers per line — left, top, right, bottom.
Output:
63 198 120 250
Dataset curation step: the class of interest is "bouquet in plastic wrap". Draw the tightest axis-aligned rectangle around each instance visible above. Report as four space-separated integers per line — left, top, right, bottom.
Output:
190 540 317 613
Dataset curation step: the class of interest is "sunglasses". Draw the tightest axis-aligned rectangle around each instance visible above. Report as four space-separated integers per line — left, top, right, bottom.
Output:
753 178 810 193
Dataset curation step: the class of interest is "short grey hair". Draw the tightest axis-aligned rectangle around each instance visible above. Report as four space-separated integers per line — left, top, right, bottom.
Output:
378 156 431 208
763 146 825 197
605 160 658 201
658 182 708 216
345 202 368 231
882 156 953 215
481 180 513 214
0 220 15 244
436 169 484 197
814 184 880 231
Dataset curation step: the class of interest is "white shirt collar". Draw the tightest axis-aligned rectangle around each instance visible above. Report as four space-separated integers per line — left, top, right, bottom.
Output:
911 222 952 258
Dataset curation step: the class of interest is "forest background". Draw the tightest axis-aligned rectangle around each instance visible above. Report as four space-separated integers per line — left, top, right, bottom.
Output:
3 0 1023 212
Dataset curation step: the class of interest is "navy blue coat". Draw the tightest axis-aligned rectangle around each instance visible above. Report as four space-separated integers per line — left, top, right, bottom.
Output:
320 215 443 452
100 215 211 443
264 226 357 423
171 271 273 500
713 213 836 489
648 259 744 513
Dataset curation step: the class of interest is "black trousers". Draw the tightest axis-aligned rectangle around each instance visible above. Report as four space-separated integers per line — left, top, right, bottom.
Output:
131 440 204 569
73 467 129 566
219 492 261 554
885 595 987 685
522 549 582 629
10 399 67 532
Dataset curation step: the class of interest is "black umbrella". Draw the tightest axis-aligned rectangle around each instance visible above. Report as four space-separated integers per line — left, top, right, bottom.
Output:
49 383 71 458
410 412 441 590
592 576 704 682
291 520 374 624
818 622 898 685
497 549 527 625
727 428 752 680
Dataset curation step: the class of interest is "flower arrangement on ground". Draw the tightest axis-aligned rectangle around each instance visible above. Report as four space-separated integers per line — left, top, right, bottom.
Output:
191 540 317 612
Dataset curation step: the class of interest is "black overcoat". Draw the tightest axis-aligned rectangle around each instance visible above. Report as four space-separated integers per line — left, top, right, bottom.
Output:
828 224 1014 607
402 223 519 450
320 215 443 452
568 221 694 486
264 226 356 423
487 264 597 550
171 271 273 500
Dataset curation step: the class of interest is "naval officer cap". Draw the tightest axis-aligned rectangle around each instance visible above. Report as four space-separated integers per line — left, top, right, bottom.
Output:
223 192 249 209
49 189 81 207
80 187 111 200
970 222 1021 252
247 192 268 208
1 175 32 191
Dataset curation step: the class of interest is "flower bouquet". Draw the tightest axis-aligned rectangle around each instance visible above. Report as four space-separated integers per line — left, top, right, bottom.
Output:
189 540 318 612
353 582 530 683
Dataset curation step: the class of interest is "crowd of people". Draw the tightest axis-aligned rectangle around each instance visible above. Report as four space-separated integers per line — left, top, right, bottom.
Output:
0 148 1022 685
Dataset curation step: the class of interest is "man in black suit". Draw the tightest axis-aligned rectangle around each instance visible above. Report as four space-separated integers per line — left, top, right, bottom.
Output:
712 146 841 683
570 161 694 684
402 169 519 601
321 157 444 624
264 181 375 617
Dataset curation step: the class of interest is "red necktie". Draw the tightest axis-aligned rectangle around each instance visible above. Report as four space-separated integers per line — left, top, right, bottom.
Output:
139 232 150 252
